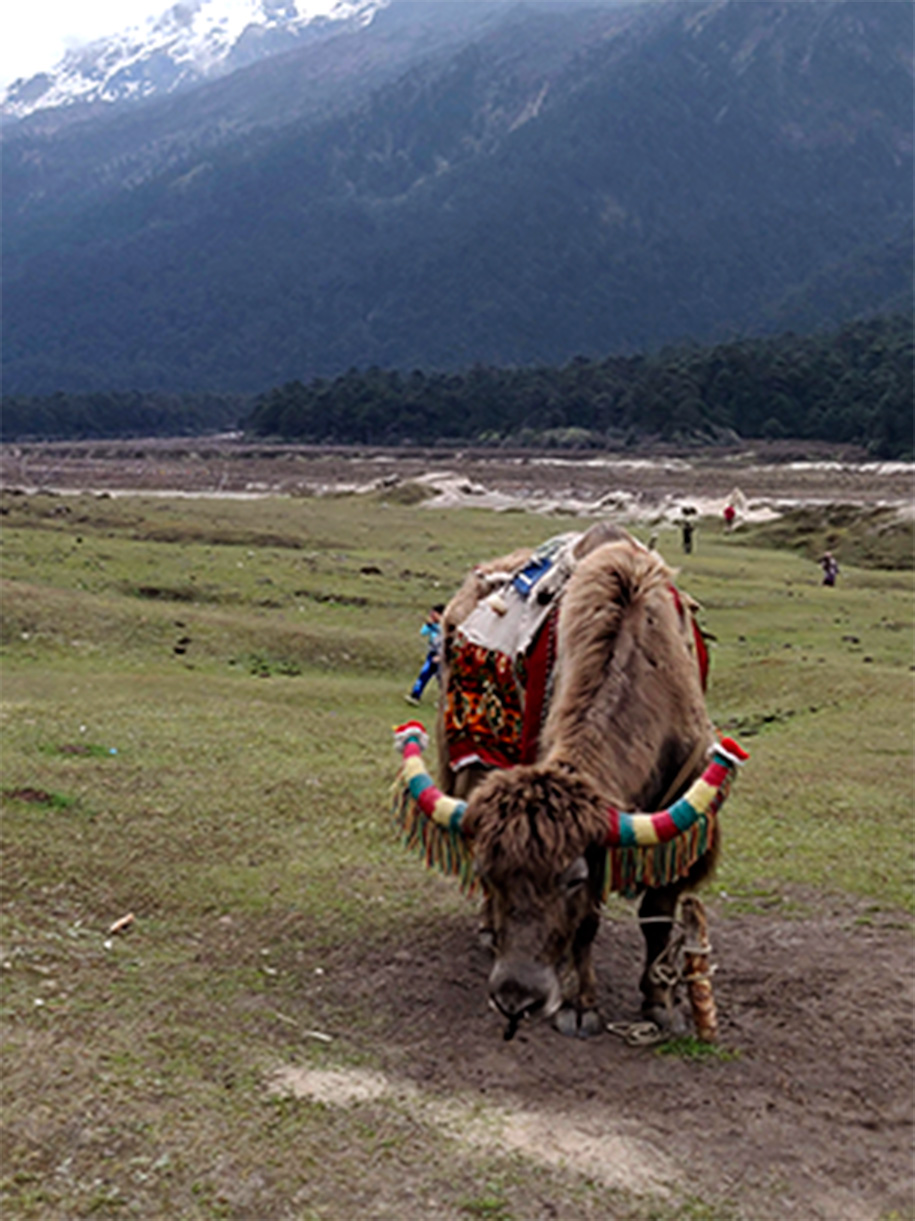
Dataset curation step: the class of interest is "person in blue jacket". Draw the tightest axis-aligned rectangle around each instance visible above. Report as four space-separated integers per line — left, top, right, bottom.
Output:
405 604 445 705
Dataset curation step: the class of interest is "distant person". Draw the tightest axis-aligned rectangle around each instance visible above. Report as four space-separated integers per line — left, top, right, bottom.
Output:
820 552 839 587
723 503 736 531
680 517 695 554
405 604 445 705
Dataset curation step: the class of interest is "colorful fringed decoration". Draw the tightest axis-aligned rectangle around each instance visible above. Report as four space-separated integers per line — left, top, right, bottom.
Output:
390 722 478 893
391 720 747 904
603 738 749 900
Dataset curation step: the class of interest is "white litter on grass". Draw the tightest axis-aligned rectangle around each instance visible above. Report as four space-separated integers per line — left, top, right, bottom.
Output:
266 1063 675 1197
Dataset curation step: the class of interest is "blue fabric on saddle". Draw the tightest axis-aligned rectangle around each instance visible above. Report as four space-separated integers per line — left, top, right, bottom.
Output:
458 533 578 657
512 552 556 597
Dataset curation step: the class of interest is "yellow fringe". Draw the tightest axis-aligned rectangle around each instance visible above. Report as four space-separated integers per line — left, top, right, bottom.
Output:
390 771 477 894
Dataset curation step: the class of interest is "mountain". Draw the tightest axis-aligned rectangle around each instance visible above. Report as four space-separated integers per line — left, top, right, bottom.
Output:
1 0 911 396
0 1 511 199
1 0 389 123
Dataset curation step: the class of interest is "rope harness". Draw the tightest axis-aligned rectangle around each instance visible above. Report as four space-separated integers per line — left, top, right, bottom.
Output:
606 903 719 1046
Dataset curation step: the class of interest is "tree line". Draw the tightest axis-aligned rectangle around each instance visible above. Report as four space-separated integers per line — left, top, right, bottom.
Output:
2 315 910 458
243 315 913 458
0 391 245 444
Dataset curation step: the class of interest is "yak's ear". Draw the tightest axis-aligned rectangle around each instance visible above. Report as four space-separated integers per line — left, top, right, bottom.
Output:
455 786 492 844
585 839 608 898
471 853 488 886
459 803 479 842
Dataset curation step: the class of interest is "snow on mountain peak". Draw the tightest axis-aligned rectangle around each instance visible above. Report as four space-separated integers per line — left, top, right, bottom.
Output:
2 0 389 120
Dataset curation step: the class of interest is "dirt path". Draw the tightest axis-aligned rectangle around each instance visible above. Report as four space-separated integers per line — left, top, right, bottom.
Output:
282 898 913 1220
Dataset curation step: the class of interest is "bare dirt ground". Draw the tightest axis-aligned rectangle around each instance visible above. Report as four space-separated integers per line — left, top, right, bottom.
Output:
268 891 915 1221
4 438 913 1218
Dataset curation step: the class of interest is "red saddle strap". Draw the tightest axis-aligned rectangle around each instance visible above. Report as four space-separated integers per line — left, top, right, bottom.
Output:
669 585 709 691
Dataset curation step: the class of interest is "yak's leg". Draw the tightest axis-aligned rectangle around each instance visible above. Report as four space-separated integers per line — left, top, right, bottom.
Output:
638 885 687 1033
554 908 602 1039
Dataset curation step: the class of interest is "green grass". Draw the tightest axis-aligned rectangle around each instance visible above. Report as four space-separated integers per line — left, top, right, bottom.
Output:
653 1036 741 1063
736 504 913 571
1 490 913 1219
665 524 914 912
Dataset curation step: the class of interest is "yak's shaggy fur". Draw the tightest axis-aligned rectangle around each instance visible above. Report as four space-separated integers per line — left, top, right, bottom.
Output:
444 531 714 821
462 763 607 894
457 536 716 893
439 527 718 1033
542 538 713 812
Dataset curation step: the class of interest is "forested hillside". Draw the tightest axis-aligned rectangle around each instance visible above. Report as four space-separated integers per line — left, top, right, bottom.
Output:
5 316 910 457
2 0 911 396
0 392 245 444
241 314 912 458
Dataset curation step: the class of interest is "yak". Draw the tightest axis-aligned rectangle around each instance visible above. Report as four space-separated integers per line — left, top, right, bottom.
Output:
392 524 746 1039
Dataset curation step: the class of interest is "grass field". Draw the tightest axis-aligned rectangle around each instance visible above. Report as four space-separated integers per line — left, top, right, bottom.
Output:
1 488 912 1220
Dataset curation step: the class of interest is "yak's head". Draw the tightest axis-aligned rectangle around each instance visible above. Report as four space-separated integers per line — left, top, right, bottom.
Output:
392 721 745 1037
462 763 608 1028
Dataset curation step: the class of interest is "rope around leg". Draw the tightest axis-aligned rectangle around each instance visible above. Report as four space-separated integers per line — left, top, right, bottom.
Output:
606 907 719 1046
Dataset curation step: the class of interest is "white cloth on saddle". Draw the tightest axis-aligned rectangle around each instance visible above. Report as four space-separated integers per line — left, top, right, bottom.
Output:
458 532 581 658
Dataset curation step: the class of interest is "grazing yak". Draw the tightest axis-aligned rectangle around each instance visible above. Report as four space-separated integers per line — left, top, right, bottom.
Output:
392 524 746 1039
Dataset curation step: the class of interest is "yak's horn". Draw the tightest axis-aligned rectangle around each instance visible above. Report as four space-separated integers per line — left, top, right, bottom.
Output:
393 722 467 832
605 738 748 848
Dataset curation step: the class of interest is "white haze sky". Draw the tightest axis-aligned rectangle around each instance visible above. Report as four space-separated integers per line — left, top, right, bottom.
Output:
0 1 168 89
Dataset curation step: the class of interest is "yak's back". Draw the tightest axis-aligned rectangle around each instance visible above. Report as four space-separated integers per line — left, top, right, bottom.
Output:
541 539 713 809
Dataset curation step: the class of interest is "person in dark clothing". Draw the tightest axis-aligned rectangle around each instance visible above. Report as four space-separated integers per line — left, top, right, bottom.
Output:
820 552 839 586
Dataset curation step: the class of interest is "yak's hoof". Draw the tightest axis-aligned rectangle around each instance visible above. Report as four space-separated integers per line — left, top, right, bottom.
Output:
554 1006 602 1039
642 1001 688 1035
